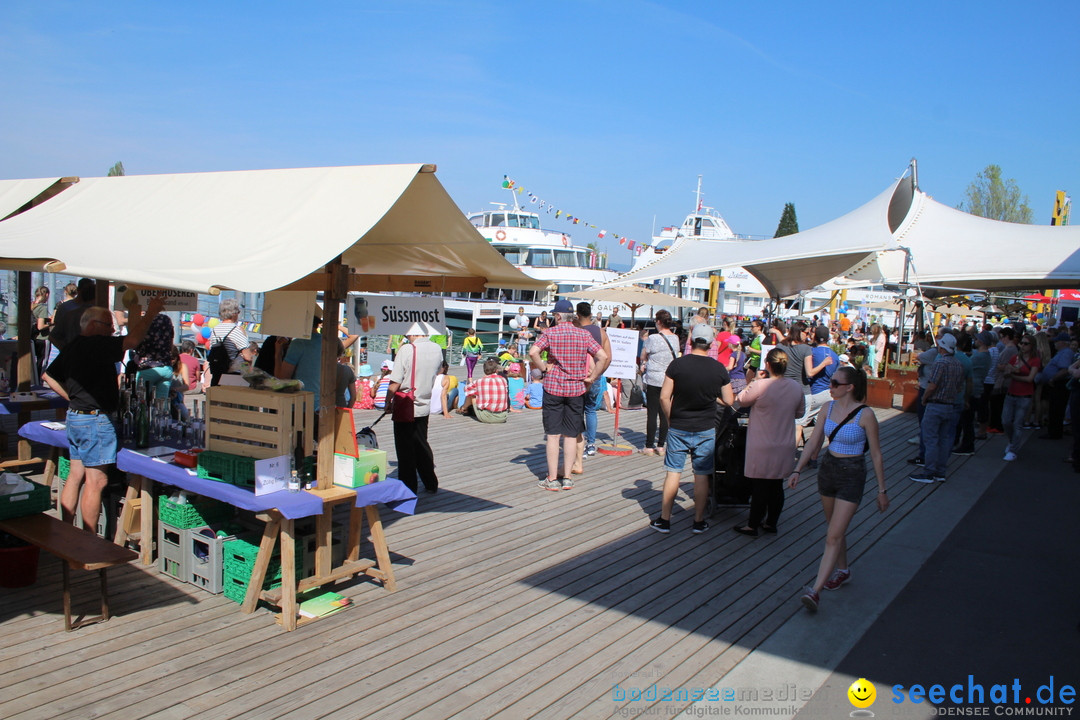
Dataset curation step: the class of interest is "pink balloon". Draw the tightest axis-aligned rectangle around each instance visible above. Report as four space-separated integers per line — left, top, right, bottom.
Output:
193 314 205 325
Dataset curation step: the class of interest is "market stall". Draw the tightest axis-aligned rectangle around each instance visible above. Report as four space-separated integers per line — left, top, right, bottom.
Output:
0 163 546 629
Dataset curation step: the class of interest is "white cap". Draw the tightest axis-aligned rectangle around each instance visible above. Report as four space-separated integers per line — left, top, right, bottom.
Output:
691 324 715 343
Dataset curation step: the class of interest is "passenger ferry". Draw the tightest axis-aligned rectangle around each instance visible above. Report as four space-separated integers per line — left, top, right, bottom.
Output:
440 192 620 334
632 177 772 317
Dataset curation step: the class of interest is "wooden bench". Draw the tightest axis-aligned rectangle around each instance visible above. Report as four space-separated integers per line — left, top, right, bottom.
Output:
0 513 138 631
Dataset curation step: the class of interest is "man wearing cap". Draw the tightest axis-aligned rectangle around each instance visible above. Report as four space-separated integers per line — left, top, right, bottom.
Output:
1036 332 1076 440
387 322 444 494
529 299 608 490
649 323 733 534
911 332 968 483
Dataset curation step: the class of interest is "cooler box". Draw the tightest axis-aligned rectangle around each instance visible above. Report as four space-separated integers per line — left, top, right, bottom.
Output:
333 449 388 488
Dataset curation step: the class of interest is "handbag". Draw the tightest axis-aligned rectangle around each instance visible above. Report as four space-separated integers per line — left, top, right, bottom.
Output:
391 345 417 423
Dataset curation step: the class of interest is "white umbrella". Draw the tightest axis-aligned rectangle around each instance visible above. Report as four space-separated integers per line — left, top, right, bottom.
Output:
569 285 700 323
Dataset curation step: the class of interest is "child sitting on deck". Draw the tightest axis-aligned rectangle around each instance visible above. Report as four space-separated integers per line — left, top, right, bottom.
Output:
507 363 526 412
353 364 376 410
526 368 544 409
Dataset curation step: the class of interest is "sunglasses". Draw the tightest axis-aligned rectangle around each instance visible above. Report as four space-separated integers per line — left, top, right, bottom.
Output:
830 379 851 388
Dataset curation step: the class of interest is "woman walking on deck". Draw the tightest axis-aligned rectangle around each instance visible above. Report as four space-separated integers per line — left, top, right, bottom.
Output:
790 366 888 612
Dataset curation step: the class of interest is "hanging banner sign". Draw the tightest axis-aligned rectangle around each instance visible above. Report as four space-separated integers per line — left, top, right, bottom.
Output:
112 283 198 312
349 295 447 335
605 328 640 381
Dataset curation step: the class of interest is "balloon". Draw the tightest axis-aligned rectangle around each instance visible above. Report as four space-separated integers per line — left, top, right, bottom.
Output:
193 314 205 325
508 318 519 329
201 326 211 339
207 317 220 328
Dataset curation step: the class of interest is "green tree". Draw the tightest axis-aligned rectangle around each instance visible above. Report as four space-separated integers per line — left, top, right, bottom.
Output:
774 202 799 237
959 164 1033 223
107 161 125 177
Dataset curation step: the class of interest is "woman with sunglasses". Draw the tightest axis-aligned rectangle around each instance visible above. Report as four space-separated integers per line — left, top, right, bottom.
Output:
789 366 888 612
1000 334 1042 462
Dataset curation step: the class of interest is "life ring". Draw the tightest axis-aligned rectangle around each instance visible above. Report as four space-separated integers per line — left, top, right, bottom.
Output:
495 230 506 241
561 235 569 247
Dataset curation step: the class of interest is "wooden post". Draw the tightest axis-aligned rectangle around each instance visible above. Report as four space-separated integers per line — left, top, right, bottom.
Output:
317 256 349 491
16 271 32 391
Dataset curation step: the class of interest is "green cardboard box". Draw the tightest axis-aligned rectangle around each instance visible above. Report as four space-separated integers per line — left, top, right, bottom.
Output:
333 449 388 488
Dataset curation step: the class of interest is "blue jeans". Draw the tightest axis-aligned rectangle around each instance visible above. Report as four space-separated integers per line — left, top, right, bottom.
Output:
583 376 607 445
921 402 957 477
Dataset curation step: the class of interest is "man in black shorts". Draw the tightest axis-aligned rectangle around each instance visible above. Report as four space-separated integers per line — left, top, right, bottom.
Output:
529 299 608 490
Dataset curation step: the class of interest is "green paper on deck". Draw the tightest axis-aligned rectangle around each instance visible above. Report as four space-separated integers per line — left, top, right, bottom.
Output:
297 589 352 618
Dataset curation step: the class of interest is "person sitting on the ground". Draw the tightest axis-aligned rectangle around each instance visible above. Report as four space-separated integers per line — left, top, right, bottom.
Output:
526 368 544 409
373 360 393 409
507 362 526 412
458 358 509 423
353 364 376 410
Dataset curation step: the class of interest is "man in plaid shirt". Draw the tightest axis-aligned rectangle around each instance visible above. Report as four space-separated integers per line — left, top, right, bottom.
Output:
911 332 969 483
458 358 509 423
529 299 609 491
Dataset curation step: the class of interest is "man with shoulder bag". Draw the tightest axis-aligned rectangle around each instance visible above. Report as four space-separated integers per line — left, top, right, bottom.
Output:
387 322 443 494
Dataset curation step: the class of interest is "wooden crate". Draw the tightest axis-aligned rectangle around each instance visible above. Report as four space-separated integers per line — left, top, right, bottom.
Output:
206 387 314 459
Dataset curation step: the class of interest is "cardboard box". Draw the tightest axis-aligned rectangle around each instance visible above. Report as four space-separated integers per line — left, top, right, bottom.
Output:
333 449 388 488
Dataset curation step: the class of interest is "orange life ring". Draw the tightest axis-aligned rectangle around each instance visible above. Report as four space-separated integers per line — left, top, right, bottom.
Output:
561 235 569 247
495 230 507 241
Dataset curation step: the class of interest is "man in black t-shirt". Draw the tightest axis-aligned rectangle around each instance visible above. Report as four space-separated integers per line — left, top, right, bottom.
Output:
649 324 733 535
43 296 165 531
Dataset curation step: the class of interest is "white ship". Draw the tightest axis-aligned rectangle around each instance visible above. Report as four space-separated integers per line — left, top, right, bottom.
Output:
633 177 772 317
441 191 620 334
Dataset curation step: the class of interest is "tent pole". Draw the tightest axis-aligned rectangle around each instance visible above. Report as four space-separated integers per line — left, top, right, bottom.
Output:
16 272 32 391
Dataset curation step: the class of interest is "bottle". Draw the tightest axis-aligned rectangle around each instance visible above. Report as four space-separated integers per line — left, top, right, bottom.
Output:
288 470 300 493
135 386 150 448
0 368 8 394
294 431 305 485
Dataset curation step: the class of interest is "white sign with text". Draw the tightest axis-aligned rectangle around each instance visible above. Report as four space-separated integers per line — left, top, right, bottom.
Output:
254 455 290 496
605 328 640 381
349 295 447 335
112 284 198 312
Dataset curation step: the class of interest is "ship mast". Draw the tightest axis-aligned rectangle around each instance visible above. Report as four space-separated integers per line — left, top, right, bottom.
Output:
694 174 704 212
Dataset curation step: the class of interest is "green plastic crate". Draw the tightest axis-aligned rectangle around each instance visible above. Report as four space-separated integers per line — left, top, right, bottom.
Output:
0 478 50 520
58 456 70 480
196 451 257 489
195 451 234 483
223 533 302 582
158 495 233 529
222 571 282 604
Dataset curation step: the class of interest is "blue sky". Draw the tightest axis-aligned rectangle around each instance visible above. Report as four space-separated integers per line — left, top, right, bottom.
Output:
2 1 1076 270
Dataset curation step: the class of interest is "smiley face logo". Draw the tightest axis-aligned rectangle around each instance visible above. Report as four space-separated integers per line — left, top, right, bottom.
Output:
848 678 877 708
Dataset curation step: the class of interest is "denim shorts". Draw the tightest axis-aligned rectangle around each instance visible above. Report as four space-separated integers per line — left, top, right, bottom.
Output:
817 452 866 504
664 427 716 475
66 411 119 467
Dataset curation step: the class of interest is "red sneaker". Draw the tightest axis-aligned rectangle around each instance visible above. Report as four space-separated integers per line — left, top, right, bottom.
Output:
800 586 820 611
823 568 851 591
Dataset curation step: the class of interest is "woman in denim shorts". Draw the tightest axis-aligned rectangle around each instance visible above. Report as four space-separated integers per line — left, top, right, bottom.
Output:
788 367 889 612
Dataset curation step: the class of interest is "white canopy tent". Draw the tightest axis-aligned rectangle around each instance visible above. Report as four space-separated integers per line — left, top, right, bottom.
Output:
603 179 906 298
0 164 547 295
602 163 1080 300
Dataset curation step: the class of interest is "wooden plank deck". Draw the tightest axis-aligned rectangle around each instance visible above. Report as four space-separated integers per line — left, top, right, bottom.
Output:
0 393 978 720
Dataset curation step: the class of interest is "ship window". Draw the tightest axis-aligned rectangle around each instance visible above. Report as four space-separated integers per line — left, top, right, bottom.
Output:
525 216 539 229
496 247 524 264
700 219 714 227
491 213 506 227
528 249 554 267
554 250 578 267
506 214 521 228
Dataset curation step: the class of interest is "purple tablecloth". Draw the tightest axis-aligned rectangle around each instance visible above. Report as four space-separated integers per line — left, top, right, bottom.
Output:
17 421 417 518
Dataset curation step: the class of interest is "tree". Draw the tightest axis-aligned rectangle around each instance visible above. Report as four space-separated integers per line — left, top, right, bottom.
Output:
107 161 125 177
958 164 1033 223
774 202 799 238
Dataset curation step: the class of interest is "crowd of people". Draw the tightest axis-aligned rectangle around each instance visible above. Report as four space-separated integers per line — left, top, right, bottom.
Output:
30 279 1076 615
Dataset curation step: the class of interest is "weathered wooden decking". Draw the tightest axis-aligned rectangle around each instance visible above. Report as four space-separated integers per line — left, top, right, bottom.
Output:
0 394 971 720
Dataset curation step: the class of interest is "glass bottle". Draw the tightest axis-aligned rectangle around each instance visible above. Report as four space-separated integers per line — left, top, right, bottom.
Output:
135 383 150 448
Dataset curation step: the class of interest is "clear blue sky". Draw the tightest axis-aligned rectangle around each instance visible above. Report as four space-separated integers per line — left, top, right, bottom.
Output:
2 1 1076 270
